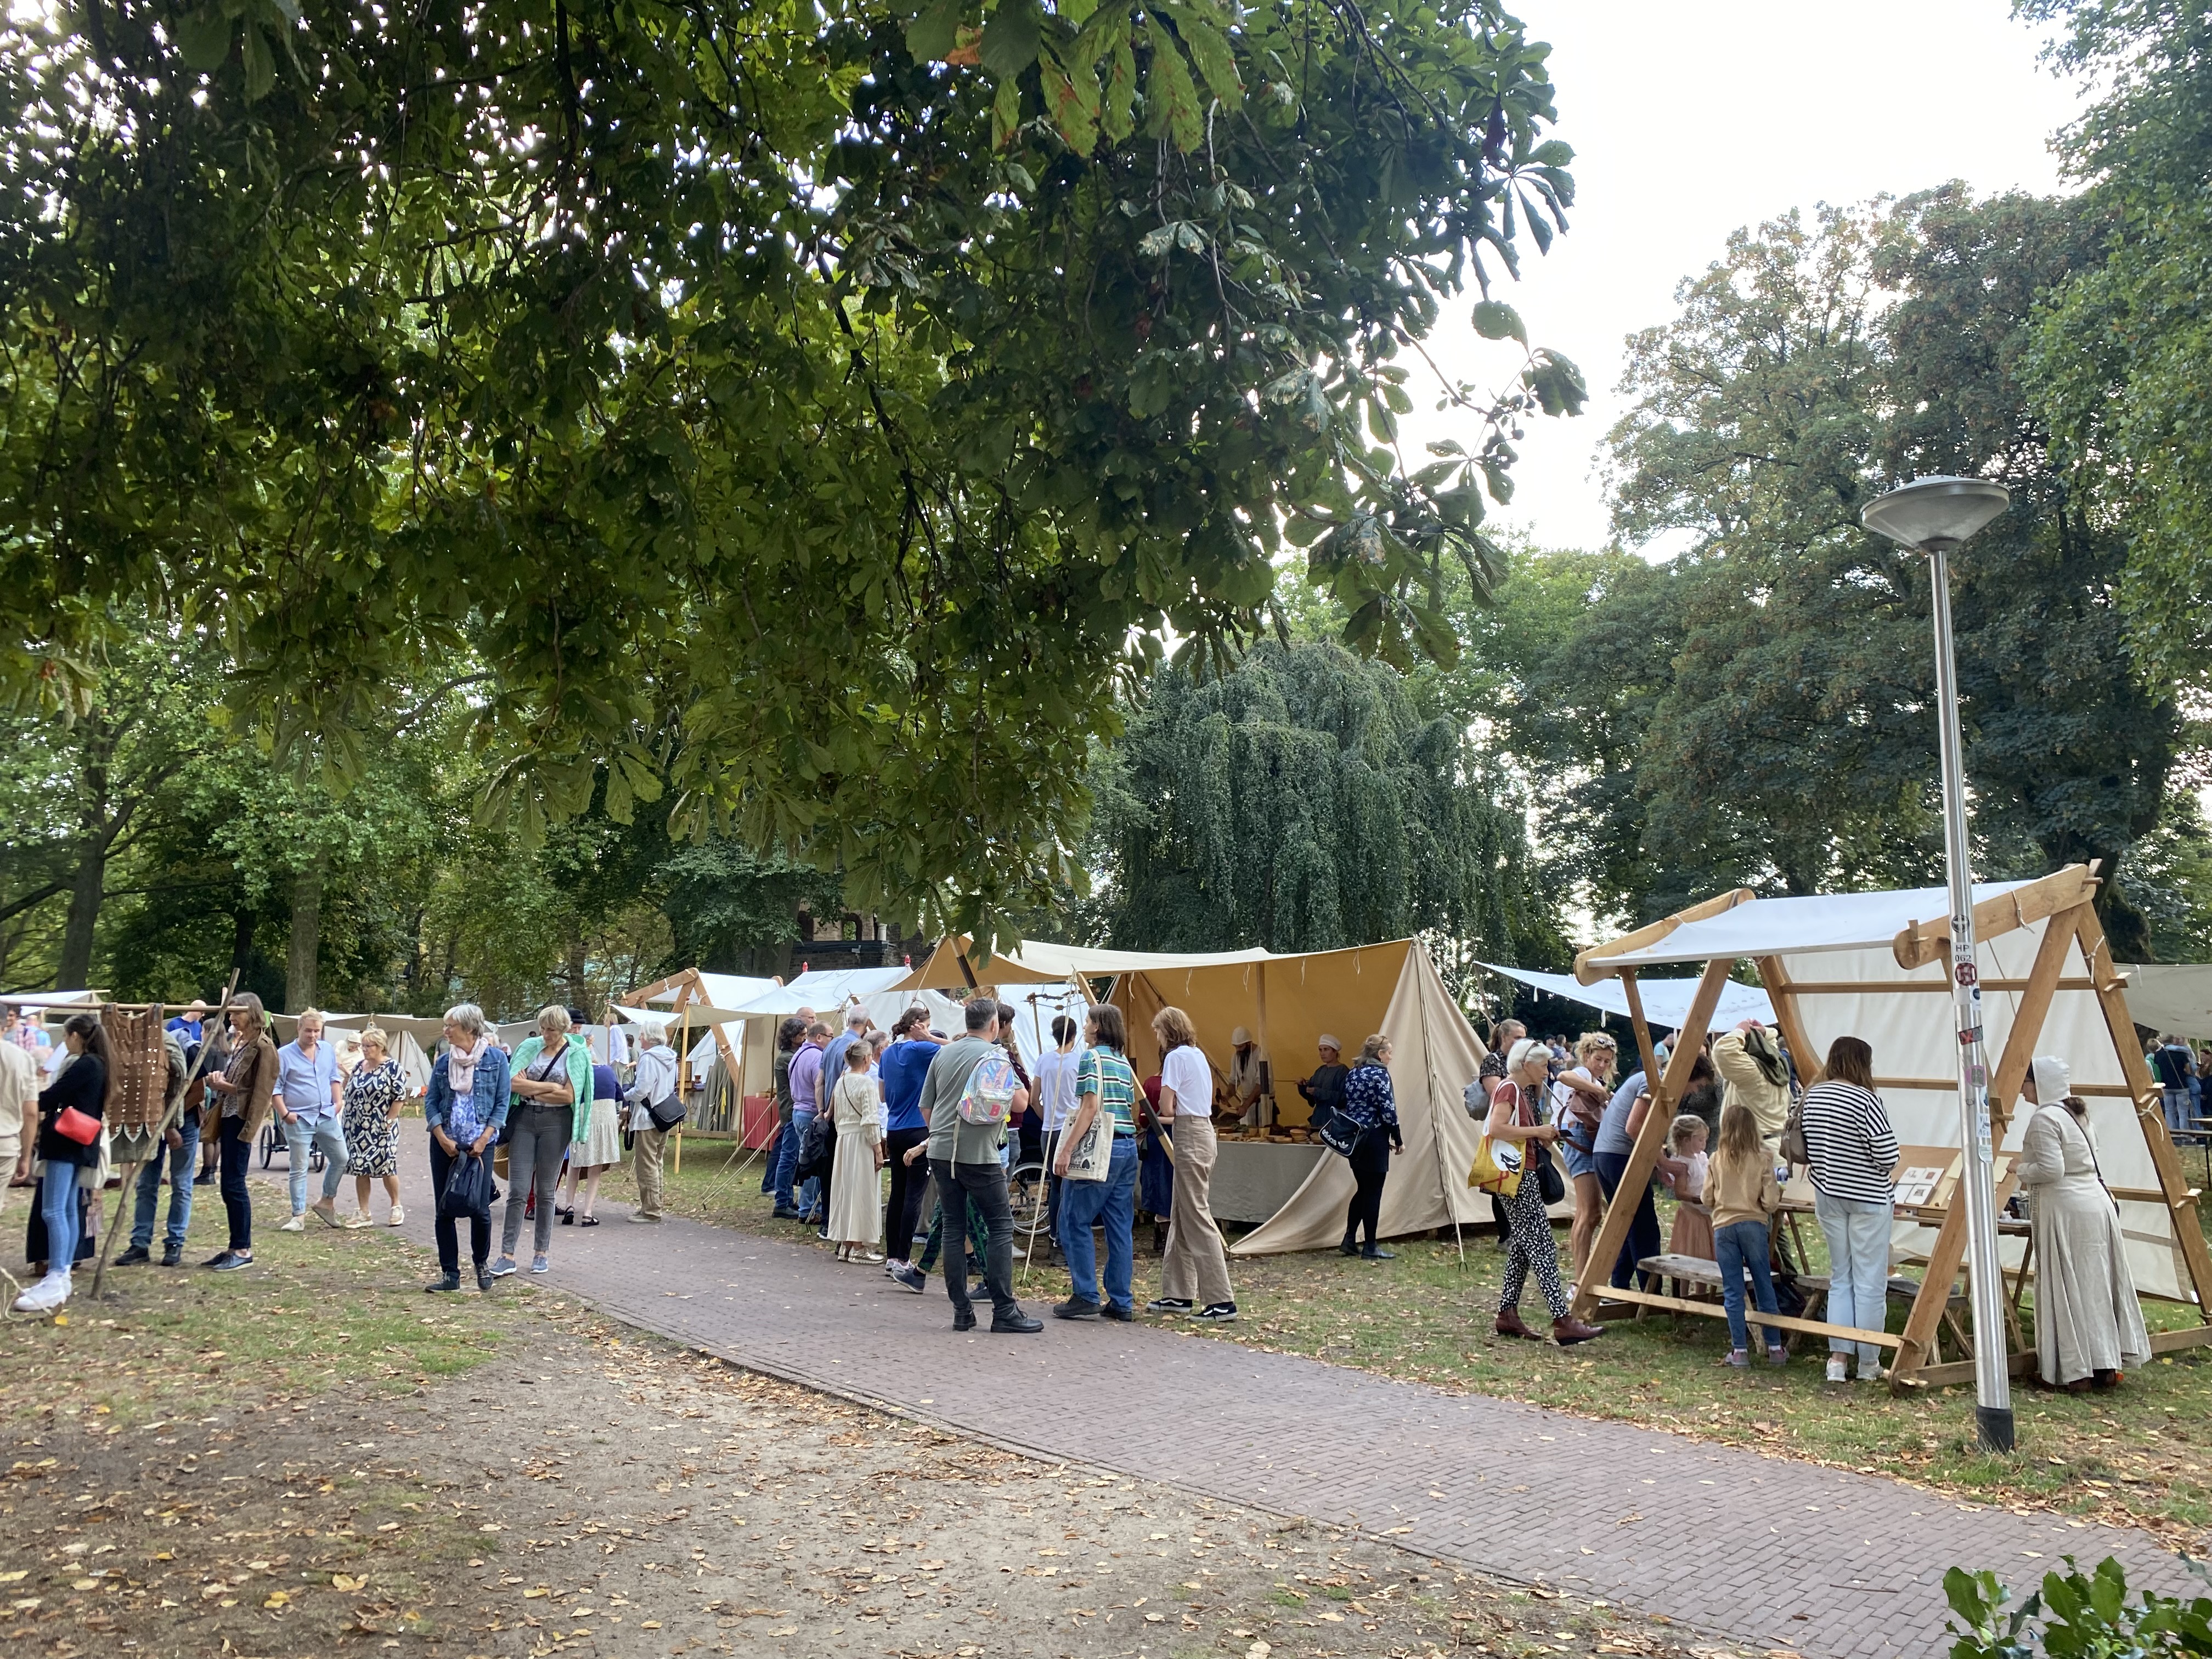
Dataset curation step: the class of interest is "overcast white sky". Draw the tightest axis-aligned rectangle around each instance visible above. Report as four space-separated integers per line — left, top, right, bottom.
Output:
1404 0 2091 554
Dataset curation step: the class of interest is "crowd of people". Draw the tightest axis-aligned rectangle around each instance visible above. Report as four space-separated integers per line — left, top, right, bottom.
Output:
0 995 684 1311
754 995 1267 1328
0 990 2167 1392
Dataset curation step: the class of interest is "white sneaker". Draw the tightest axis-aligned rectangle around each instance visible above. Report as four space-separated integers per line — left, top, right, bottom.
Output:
280 1214 306 1232
342 1213 373 1229
1859 1362 1888 1384
387 1205 404 1226
1825 1355 1850 1384
12 1269 70 1313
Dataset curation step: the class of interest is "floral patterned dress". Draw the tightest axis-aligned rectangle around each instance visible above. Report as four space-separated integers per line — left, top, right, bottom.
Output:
342 1058 404 1178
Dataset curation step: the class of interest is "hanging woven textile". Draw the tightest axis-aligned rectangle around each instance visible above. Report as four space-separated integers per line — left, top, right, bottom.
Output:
101 1007 170 1134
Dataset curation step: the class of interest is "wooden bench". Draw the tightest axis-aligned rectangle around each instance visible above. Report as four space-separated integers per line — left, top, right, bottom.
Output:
1634 1254 1971 1355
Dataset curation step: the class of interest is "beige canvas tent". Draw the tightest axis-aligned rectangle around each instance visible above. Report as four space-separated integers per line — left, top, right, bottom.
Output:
884 934 1500 1246
1568 864 2212 1387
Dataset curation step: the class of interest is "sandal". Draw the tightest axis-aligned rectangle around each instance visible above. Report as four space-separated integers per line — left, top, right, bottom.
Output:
578 1215 599 1227
558 1207 575 1226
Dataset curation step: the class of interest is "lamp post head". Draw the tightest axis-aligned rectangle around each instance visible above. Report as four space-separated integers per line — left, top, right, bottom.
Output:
1861 476 2011 553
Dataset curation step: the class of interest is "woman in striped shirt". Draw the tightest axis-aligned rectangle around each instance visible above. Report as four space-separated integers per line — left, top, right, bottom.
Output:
1799 1036 1900 1384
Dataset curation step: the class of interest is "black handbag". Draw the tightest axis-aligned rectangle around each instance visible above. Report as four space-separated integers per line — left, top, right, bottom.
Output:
1533 1143 1566 1206
796 1112 838 1181
646 1092 689 1132
1318 1108 1364 1157
439 1150 494 1223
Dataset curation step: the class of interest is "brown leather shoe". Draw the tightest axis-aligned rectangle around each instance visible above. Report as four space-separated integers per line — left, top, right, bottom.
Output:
1494 1308 1538 1340
1551 1315 1605 1346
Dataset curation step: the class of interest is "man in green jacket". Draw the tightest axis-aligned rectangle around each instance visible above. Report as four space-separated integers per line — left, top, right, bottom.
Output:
921 998 1041 1334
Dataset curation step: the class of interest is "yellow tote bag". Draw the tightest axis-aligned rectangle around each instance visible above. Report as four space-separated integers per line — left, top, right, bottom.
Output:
1468 1135 1523 1197
1468 1080 1528 1197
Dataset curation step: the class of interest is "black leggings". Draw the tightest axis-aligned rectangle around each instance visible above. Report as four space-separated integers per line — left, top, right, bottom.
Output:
883 1127 930 1258
1343 1131 1393 1248
219 1114 253 1251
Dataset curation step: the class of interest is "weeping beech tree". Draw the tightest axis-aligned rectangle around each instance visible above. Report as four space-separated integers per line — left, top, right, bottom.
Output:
1088 641 1541 956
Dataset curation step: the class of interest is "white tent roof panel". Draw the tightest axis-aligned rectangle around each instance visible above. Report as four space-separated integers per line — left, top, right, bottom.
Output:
1600 881 2036 968
995 941 1275 978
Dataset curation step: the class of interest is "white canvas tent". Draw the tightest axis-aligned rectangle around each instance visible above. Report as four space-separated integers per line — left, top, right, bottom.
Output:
1571 865 2212 1386
0 988 100 1007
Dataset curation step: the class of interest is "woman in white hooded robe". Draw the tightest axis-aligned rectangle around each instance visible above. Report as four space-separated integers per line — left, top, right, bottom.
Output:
2018 1053 2150 1392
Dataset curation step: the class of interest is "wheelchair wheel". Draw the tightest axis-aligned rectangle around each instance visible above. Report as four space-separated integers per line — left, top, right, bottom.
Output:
1007 1160 1048 1235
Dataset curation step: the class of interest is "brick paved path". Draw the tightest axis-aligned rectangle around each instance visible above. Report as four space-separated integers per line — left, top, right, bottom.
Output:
270 1160 2193 1657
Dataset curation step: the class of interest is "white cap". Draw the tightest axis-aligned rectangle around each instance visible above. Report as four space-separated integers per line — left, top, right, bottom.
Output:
1318 1034 1341 1051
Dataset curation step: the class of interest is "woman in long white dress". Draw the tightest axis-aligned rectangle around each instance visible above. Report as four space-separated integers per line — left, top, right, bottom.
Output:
826 1046 884 1262
2019 1053 2150 1392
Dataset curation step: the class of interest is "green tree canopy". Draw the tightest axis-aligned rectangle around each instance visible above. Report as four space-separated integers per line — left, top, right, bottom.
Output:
1455 190 2176 946
1084 640 1549 966
2021 0 2212 691
0 0 1583 949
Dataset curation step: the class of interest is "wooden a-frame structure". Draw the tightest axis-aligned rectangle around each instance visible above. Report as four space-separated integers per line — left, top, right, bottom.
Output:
1567 864 2212 1389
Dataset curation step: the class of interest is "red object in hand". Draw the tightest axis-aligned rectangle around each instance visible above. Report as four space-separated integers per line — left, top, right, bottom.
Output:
52 1105 100 1146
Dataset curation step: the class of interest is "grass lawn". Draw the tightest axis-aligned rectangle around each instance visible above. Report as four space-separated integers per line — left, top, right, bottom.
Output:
0 1181 524 1430
651 1132 2212 1550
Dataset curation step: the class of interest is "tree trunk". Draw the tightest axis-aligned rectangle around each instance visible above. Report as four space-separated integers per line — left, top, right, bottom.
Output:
56 840 105 989
231 905 258 983
565 940 589 1009
286 853 326 1013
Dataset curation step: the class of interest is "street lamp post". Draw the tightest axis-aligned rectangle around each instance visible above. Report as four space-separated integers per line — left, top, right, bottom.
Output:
1863 474 2015 1453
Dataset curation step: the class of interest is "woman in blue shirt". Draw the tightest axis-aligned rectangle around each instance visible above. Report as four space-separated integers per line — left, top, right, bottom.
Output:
1338 1034 1404 1260
877 1006 945 1271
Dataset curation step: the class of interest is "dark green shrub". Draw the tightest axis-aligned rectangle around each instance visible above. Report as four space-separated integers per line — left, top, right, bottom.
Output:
1945 1557 2212 1657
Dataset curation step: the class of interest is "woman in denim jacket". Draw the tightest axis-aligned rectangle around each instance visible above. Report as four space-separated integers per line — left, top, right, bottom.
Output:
422 1002 512 1291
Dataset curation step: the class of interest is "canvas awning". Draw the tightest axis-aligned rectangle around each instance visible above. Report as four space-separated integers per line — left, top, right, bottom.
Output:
2119 965 2212 1037
1479 962 1775 1030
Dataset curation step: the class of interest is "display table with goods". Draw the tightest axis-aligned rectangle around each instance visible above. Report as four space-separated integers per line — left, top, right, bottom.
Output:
1211 1126 1326 1225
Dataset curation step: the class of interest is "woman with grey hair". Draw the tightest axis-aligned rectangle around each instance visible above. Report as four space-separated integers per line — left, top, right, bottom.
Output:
491 1003 589 1279
423 1003 510 1292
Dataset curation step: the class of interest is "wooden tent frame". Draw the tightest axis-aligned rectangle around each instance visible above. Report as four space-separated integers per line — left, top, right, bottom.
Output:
1565 864 2212 1389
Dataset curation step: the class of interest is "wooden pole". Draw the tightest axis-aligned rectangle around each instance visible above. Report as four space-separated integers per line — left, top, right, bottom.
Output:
1754 955 1825 1090
2073 903 2212 1322
1252 962 1271 1128
1619 970 1661 1095
1572 956 1731 1321
675 1000 692 1176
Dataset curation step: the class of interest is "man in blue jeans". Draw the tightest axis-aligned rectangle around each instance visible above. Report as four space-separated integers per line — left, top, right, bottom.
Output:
275 1011 348 1229
116 1031 198 1267
774 1023 829 1219
1051 1006 1141 1321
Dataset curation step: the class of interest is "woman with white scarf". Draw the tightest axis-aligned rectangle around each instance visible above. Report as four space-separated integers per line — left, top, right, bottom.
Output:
2018 1053 2149 1392
422 1004 512 1292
